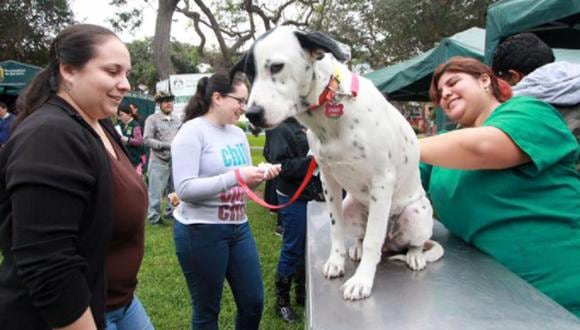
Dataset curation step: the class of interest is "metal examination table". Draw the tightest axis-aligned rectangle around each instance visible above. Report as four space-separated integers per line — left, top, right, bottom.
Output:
305 202 580 330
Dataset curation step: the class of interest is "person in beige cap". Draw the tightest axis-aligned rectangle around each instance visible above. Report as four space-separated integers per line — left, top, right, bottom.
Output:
143 91 181 224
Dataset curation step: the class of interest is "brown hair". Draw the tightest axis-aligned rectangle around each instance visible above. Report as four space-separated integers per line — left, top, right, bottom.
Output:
15 24 118 128
430 56 512 105
182 72 246 123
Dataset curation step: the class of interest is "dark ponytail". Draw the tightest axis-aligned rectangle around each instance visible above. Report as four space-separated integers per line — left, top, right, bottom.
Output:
15 24 118 128
118 103 138 120
182 72 247 123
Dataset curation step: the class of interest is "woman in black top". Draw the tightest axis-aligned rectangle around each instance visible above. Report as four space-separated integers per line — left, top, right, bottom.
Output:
0 24 132 329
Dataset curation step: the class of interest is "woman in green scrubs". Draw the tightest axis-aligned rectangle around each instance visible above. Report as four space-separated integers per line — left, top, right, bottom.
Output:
420 57 580 317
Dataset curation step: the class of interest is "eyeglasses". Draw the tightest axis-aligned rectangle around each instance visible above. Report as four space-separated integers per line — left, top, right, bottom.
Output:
224 94 247 106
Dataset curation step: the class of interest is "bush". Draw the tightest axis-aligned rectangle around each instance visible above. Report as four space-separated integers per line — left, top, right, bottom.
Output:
236 120 248 132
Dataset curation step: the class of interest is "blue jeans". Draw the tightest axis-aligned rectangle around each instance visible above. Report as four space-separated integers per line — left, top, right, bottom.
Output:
105 295 154 330
173 221 264 330
276 195 307 277
147 157 172 223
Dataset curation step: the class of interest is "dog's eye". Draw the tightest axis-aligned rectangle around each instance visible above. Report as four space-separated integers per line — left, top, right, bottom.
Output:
270 63 284 74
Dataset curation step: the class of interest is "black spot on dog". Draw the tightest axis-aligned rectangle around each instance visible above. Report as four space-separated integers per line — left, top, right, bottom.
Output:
404 136 408 142
306 65 310 70
422 205 427 210
381 185 385 189
329 197 334 202
361 154 366 159
312 72 316 80
388 151 392 159
405 155 408 163
358 146 365 152
361 187 368 193
272 77 277 83
353 141 358 147
353 118 360 124
368 108 372 112
329 212 333 219
376 121 379 126
320 127 327 134
414 208 419 214
371 195 377 202
350 125 354 130
306 109 313 116
331 219 335 225
324 189 328 195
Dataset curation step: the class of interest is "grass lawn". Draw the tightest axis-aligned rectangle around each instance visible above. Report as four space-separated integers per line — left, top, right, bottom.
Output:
137 135 305 329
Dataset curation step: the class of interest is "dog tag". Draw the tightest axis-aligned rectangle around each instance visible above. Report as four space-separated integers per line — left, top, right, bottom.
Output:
325 103 344 118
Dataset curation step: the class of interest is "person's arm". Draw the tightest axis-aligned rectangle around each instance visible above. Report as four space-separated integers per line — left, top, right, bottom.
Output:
268 125 312 179
7 124 96 328
419 126 530 170
143 116 169 151
128 125 144 147
54 308 96 330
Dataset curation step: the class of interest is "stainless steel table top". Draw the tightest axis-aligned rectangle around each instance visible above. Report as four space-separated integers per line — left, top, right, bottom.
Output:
306 202 579 330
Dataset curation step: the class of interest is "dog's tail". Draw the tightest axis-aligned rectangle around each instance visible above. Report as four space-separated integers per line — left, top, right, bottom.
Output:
424 240 444 262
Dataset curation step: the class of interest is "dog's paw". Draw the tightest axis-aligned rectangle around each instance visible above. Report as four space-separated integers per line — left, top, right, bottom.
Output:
348 242 362 262
389 247 426 270
322 255 345 278
341 275 373 300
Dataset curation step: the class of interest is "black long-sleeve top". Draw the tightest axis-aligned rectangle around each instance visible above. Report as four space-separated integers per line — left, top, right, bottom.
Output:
264 117 323 201
0 96 122 329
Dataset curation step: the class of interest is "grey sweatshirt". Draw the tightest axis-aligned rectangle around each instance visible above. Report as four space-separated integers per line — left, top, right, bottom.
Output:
513 61 580 107
171 116 252 224
143 112 181 162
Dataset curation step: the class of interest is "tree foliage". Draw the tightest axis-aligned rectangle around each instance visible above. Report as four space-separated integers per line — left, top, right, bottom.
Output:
306 0 497 69
126 38 199 91
111 0 497 83
0 0 74 66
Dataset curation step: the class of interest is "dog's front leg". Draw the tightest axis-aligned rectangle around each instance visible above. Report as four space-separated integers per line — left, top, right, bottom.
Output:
341 177 394 300
320 170 347 279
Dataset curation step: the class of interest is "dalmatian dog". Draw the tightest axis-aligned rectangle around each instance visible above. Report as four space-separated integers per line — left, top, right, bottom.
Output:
231 26 444 301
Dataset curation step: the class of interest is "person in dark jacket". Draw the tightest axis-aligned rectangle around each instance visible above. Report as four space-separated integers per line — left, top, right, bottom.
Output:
117 103 145 173
0 24 145 329
267 117 323 322
263 128 284 236
0 101 14 147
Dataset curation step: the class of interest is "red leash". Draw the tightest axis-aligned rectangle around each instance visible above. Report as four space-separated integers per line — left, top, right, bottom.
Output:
235 157 318 210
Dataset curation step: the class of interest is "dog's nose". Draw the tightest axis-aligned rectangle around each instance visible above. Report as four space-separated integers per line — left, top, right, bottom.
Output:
245 104 266 128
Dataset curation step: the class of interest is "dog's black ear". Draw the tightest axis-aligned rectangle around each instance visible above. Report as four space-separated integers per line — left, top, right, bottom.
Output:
229 51 256 83
294 31 351 63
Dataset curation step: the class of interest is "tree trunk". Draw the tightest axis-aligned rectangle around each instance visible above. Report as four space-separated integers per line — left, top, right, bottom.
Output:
152 0 179 80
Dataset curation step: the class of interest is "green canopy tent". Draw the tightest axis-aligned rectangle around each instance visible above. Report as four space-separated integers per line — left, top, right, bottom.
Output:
365 25 580 130
484 0 580 64
365 27 486 102
121 91 156 120
0 60 41 96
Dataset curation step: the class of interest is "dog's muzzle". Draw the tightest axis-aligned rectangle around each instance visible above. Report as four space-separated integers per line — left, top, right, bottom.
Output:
246 105 266 128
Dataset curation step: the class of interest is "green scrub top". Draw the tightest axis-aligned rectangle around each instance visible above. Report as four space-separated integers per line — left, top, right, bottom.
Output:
421 96 580 317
